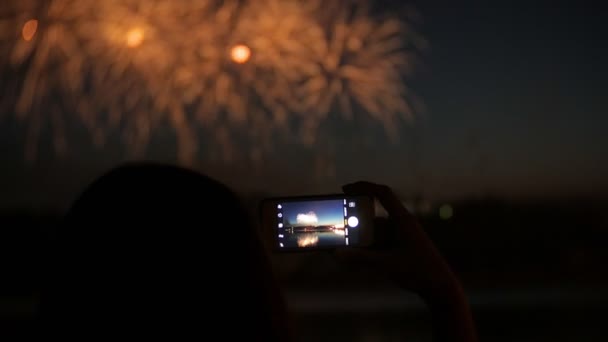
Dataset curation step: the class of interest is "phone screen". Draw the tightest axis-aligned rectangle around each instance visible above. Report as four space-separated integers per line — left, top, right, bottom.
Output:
271 196 370 250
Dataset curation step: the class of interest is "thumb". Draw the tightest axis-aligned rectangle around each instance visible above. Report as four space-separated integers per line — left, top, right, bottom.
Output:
334 247 385 268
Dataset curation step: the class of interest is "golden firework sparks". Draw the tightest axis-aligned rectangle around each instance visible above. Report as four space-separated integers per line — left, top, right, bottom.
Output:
125 27 144 48
298 0 423 141
1 0 423 164
21 18 37 41
230 44 251 64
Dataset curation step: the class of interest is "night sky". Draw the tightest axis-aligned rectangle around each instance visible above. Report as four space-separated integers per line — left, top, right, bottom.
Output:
1 0 607 210
282 199 345 227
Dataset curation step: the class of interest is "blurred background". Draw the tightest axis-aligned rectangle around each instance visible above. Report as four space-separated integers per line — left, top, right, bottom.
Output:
1 0 607 340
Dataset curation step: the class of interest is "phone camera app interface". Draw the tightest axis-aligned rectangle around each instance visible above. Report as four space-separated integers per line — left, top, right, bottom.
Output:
275 199 361 249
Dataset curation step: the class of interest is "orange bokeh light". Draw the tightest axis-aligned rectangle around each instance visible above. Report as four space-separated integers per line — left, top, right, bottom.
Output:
230 44 251 64
22 19 38 42
126 28 144 48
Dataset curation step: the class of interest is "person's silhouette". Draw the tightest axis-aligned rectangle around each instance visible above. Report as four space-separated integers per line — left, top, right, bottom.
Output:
37 163 290 340
38 163 476 341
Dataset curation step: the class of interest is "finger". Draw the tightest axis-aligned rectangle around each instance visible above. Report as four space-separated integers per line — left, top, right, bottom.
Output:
343 182 405 216
342 181 389 197
371 217 393 247
343 181 417 232
334 247 385 267
373 217 391 229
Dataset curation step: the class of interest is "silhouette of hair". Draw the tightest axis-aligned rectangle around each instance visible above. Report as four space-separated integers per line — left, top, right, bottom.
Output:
38 163 290 340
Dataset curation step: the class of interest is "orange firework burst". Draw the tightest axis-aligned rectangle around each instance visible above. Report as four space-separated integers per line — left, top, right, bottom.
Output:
298 1 425 142
1 0 423 164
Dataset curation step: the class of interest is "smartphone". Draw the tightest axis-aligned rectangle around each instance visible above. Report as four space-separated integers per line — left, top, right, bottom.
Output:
260 194 374 251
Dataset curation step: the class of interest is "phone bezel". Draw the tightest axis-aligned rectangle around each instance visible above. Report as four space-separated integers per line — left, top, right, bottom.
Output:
260 194 374 252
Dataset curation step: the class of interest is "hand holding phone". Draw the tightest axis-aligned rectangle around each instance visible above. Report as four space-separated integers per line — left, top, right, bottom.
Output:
260 194 374 251
336 181 456 292
337 181 478 342
261 182 476 341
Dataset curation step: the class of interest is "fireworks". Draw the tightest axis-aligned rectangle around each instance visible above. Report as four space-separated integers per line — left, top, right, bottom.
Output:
230 45 251 64
0 0 422 164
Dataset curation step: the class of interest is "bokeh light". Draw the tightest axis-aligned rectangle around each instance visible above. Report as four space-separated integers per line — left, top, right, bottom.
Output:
230 44 251 64
21 19 38 41
126 28 144 48
439 204 454 220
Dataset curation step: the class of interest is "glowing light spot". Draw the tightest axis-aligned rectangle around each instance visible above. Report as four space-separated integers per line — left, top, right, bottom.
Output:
333 229 345 236
126 28 144 48
230 44 251 64
297 233 319 247
22 19 38 42
296 212 318 225
347 216 359 227
439 204 453 220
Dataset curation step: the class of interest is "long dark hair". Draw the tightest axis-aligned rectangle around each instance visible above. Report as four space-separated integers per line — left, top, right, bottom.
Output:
38 163 291 340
